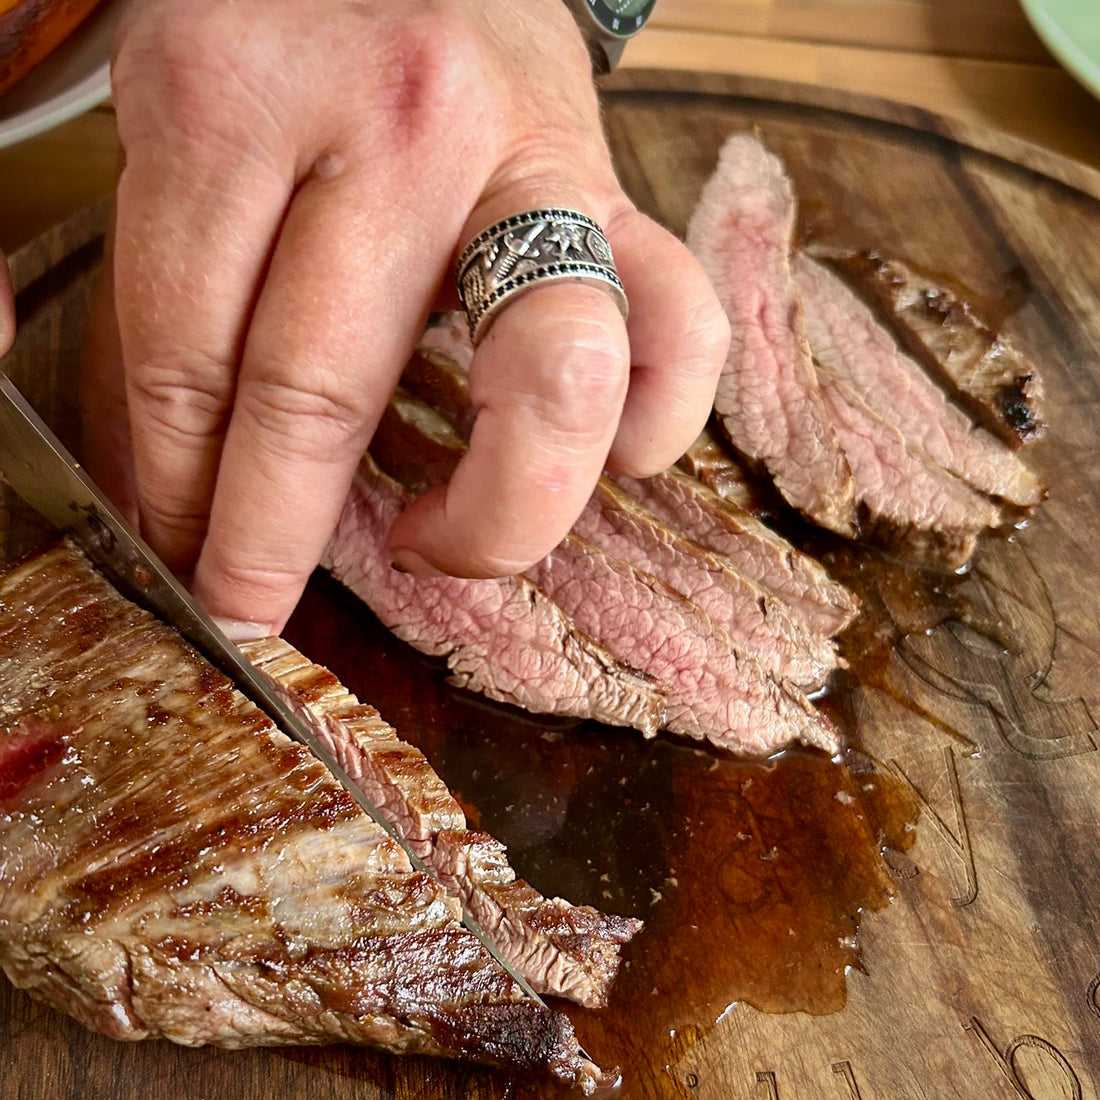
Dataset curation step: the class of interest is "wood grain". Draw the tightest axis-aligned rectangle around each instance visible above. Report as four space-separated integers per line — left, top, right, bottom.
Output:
2 72 1099 1100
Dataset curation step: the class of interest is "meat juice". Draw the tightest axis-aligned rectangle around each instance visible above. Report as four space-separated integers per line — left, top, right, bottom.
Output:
285 571 921 1099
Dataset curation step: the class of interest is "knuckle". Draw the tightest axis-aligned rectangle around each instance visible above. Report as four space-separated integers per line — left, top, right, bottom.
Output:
113 4 278 156
361 14 484 150
129 352 233 440
236 375 368 460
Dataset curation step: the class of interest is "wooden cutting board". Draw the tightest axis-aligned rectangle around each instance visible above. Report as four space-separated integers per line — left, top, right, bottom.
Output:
2 71 1099 1100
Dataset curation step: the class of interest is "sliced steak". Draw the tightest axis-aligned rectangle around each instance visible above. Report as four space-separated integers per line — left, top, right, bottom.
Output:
686 133 856 536
809 247 1046 447
378 385 840 686
677 428 762 512
610 467 860 638
242 636 641 1009
793 253 1043 509
816 372 1002 567
323 456 667 736
0 543 602 1090
526 535 841 757
572 479 839 690
376 388 839 690
421 311 475 372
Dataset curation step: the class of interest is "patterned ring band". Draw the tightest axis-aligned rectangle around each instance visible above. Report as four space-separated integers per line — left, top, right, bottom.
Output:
455 208 628 346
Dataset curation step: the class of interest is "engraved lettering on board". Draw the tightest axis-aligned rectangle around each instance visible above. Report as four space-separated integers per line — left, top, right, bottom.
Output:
831 1061 865 1099
966 1016 1084 1099
898 543 1097 761
755 1070 779 1099
889 746 978 907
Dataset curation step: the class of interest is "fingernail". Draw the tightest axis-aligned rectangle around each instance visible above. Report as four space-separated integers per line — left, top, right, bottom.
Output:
212 617 276 643
391 548 446 578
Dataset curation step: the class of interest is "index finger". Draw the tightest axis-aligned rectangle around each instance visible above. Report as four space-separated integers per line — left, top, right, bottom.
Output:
388 278 630 576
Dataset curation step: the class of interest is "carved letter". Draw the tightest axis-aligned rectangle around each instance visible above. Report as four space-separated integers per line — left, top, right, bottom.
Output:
966 1017 1083 1099
755 1070 779 1099
890 746 977 907
831 1062 864 1099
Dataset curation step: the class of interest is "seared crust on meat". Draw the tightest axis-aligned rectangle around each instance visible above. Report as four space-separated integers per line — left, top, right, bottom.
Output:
241 636 642 1009
0 543 604 1091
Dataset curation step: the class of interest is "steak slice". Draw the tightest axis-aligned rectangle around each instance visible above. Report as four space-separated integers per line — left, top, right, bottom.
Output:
571 479 839 690
816 372 1002 567
241 636 642 1009
323 455 666 737
0 543 602 1090
677 428 763 512
808 247 1046 447
375 388 839 690
525 535 841 757
686 133 856 536
609 467 860 638
793 253 1043 509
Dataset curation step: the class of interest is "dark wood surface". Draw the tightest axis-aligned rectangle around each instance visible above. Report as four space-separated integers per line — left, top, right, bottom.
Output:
2 72 1099 1100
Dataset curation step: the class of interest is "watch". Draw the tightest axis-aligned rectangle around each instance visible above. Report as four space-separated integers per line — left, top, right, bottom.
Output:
561 0 658 74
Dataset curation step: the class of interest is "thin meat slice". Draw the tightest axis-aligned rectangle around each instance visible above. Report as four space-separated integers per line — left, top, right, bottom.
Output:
793 253 1043 508
323 456 666 737
610 467 860 638
365 400 838 755
0 543 602 1091
526 535 841 758
816 373 1002 567
687 133 856 535
420 311 475 372
808 247 1046 447
572 479 840 690
376 388 839 690
242 636 642 1010
677 428 763 512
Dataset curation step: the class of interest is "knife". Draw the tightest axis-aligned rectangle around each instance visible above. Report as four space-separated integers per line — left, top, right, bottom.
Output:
0 369 551 1011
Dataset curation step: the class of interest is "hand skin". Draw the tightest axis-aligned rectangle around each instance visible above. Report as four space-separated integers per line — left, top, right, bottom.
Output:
83 0 730 638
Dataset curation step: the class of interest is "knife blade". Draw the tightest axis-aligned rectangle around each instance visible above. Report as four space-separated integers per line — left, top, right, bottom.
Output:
0 370 552 1011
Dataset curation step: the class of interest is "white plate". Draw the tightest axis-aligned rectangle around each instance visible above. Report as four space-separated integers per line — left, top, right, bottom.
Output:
1019 0 1100 102
0 0 128 151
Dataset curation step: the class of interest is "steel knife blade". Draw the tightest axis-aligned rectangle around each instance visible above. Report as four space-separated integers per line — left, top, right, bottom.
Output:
0 370 552 1011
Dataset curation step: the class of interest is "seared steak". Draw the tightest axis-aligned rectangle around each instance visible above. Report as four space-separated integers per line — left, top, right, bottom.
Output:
323 456 667 736
376 388 840 691
816 371 1002 567
525 535 841 757
610 467 860 638
686 133 856 536
242 636 641 1009
572 478 839 690
808 247 1046 447
677 428 762 511
793 253 1043 509
0 543 603 1090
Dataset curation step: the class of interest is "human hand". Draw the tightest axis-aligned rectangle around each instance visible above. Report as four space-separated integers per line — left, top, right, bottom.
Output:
85 0 729 637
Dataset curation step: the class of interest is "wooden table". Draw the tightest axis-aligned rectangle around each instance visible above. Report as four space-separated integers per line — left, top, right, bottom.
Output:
3 0 1100 253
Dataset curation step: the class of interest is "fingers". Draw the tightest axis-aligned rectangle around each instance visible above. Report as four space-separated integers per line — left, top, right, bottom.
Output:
389 195 725 578
112 140 291 574
0 255 13 354
389 225 631 576
189 170 466 630
81 222 140 524
605 209 730 475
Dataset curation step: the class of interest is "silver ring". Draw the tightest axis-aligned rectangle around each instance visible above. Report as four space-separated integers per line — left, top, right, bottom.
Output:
455 208 628 345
